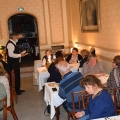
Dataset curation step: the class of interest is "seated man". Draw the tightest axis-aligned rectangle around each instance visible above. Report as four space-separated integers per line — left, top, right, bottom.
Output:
57 61 84 112
0 83 7 120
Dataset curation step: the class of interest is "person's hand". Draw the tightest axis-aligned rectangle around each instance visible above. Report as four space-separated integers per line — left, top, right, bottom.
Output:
21 53 28 57
96 73 105 77
75 111 85 118
69 59 73 64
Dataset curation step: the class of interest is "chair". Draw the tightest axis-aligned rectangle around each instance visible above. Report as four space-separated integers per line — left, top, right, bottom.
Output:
68 90 90 120
7 70 18 120
114 88 120 115
0 96 7 120
10 70 18 103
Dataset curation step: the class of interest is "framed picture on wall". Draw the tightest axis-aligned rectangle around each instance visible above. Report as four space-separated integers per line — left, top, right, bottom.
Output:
79 0 101 32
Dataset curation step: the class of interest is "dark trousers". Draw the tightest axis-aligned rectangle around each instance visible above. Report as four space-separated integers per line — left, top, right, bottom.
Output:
13 63 20 92
9 62 20 92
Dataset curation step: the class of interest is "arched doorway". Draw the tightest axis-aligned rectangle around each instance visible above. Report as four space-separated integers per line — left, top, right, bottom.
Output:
8 13 40 68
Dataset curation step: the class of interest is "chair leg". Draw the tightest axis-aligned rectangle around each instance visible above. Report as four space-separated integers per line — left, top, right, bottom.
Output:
13 90 18 103
55 106 60 120
68 112 71 120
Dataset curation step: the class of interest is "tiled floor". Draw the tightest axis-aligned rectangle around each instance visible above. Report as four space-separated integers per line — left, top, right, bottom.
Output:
7 77 67 120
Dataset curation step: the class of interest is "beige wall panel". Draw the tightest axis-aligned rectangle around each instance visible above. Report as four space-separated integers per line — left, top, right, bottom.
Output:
0 0 47 46
48 0 64 44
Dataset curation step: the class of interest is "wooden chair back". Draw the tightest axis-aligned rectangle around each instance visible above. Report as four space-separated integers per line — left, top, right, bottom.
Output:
0 95 7 120
114 88 120 115
68 90 90 120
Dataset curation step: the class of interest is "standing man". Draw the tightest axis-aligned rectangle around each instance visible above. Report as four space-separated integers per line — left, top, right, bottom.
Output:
6 33 27 95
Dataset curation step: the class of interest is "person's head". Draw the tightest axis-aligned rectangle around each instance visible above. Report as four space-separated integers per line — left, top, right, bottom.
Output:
0 66 6 76
55 51 63 58
112 55 120 68
57 60 70 76
54 57 64 69
81 49 90 58
45 49 51 57
72 48 78 56
80 75 103 95
9 33 19 42
87 54 97 67
90 47 96 55
0 54 3 60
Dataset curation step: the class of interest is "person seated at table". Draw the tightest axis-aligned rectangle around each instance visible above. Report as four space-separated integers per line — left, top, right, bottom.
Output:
57 60 84 112
107 55 120 109
83 54 105 77
0 83 7 120
48 51 63 73
42 49 53 66
90 47 96 55
66 47 83 64
75 75 116 120
80 49 90 68
47 57 64 83
0 66 10 107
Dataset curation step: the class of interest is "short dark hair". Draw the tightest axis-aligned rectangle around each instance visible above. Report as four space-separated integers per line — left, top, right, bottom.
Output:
72 47 78 52
55 51 63 58
113 55 120 66
80 75 103 88
9 32 18 39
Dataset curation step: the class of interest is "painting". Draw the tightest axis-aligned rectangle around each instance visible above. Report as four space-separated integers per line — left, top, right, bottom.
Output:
79 0 100 32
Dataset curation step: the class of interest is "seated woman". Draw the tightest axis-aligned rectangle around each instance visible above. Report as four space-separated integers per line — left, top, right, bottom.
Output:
80 49 90 68
90 47 96 55
107 55 120 108
0 66 10 107
66 47 83 64
47 57 64 83
42 49 53 66
48 51 63 73
0 83 7 120
75 75 116 120
83 54 105 77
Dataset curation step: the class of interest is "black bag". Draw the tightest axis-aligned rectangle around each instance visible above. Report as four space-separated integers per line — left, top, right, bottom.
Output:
44 105 51 115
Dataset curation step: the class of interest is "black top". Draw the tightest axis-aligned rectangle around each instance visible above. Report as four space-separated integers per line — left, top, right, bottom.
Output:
6 40 20 68
42 54 53 63
48 62 54 73
0 60 11 74
66 54 83 63
47 65 62 83
79 57 88 67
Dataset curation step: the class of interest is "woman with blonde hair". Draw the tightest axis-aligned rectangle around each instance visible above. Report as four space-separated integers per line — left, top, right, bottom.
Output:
75 75 115 120
80 49 90 67
83 54 105 77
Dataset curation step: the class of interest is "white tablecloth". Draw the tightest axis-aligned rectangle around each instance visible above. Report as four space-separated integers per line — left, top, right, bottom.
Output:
37 63 79 91
44 83 65 119
92 115 120 120
98 74 109 84
37 67 50 91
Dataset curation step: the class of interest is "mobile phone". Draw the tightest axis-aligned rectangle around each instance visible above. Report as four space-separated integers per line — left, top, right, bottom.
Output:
52 88 57 92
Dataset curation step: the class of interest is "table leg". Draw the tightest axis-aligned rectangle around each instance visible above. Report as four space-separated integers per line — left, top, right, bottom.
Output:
55 106 60 120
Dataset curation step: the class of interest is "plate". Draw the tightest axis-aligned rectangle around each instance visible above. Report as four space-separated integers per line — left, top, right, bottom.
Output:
48 83 59 87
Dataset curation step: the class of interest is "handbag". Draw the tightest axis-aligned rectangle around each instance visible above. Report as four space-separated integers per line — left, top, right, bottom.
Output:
44 105 51 115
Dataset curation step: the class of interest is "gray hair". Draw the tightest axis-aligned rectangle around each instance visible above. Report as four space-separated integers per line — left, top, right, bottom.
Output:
57 62 70 72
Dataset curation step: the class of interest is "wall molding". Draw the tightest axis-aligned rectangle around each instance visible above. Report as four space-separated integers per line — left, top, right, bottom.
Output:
97 54 112 62
75 42 120 53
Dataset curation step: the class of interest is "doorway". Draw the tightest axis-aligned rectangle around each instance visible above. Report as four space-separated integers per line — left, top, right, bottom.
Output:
8 14 40 68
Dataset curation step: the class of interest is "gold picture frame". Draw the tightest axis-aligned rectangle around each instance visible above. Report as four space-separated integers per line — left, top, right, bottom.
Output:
79 0 101 32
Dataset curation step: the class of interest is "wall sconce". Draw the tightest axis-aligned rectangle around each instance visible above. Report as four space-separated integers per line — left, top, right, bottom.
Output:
18 6 24 11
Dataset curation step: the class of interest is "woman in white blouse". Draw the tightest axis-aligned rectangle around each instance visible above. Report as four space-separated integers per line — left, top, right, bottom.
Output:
0 66 10 107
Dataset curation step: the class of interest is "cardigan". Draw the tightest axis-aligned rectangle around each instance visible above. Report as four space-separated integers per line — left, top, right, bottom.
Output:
84 90 115 120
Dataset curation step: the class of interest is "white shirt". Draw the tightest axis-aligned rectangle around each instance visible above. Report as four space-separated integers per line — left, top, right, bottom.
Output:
7 39 21 58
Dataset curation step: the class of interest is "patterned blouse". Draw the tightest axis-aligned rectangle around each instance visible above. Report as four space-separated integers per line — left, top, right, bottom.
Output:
107 67 120 107
0 76 10 107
